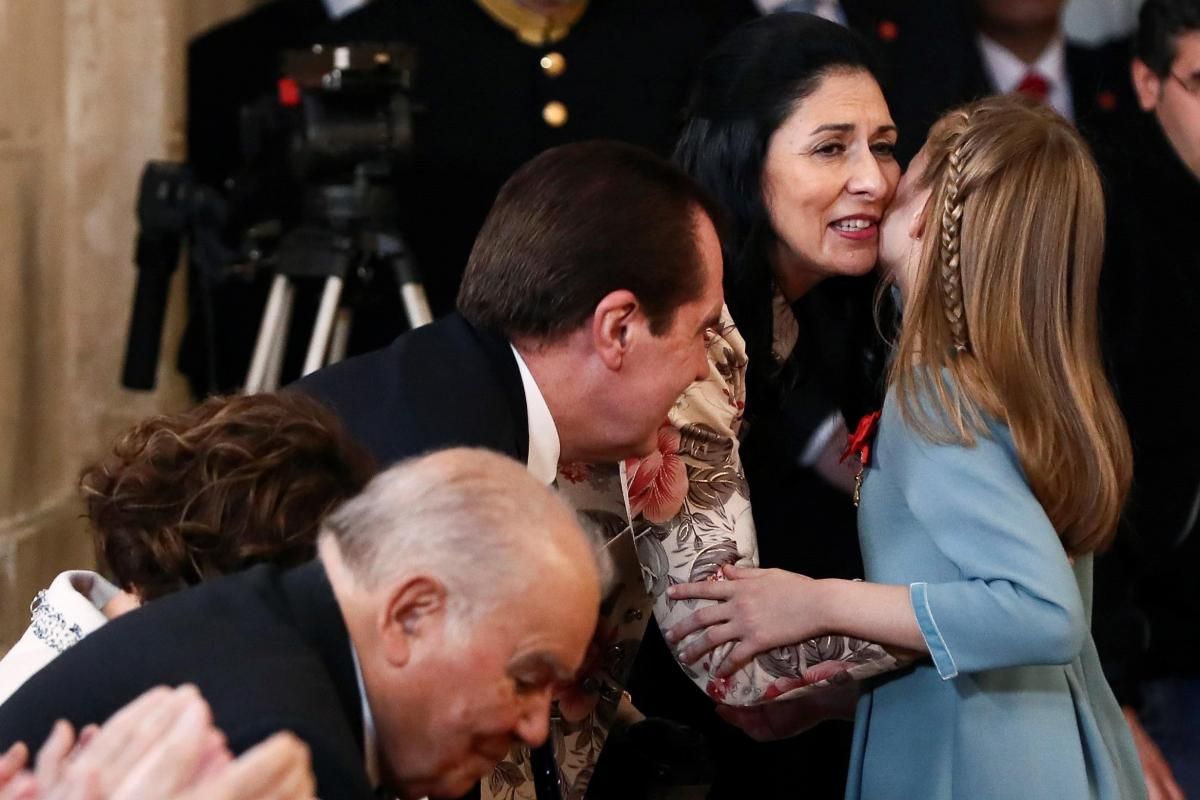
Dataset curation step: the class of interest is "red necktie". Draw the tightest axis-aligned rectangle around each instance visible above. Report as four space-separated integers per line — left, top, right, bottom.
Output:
1016 70 1051 103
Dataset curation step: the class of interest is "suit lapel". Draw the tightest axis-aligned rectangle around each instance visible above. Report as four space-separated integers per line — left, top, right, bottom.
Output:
450 316 531 465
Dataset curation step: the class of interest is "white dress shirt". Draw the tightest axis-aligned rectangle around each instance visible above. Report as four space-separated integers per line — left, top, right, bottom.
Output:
977 33 1075 122
349 646 384 794
757 0 847 25
321 0 369 19
510 345 562 486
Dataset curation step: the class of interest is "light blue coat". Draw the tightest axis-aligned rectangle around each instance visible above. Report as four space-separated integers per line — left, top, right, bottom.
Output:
847 387 1147 800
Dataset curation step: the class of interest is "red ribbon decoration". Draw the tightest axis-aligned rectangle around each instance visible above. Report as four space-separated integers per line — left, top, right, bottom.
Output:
840 410 881 468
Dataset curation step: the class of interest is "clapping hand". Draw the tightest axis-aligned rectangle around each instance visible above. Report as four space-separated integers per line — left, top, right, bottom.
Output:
0 685 315 800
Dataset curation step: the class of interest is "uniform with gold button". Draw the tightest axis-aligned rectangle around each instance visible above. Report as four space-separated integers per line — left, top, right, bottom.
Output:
539 51 566 77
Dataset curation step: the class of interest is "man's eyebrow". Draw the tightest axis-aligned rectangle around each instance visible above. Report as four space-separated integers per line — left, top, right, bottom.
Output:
506 651 574 683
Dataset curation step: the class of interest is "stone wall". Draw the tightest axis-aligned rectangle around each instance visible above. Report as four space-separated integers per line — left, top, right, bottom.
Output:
0 0 266 649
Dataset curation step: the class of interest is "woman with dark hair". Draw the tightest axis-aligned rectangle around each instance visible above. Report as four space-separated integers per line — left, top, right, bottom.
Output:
0 392 374 703
674 12 898 582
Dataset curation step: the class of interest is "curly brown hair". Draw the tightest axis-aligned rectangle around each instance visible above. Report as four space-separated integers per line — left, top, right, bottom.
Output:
81 392 375 601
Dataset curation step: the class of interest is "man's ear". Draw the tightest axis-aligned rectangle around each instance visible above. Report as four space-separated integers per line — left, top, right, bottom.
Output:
378 575 448 667
1132 58 1162 112
591 289 640 370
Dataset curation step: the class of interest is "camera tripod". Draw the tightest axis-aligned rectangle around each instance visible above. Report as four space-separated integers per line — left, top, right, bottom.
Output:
244 224 432 393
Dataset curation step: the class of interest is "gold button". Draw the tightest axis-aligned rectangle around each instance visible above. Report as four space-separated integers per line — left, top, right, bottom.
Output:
542 101 568 128
540 51 567 77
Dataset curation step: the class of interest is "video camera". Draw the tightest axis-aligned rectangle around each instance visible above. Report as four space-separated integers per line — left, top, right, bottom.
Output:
122 42 422 392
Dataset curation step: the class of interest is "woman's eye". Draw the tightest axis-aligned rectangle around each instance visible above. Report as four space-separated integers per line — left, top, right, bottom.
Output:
872 141 898 158
814 142 846 156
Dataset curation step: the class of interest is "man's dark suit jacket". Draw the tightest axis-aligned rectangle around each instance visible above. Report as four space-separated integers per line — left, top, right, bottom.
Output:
1093 114 1200 708
291 312 530 467
838 0 1133 163
0 562 375 800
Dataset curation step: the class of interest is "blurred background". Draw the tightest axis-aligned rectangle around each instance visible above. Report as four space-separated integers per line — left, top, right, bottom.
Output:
0 1 258 648
0 0 1147 649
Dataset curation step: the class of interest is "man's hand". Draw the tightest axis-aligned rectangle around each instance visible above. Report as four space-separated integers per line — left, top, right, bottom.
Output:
1123 706 1184 800
174 733 314 800
0 742 33 800
715 680 859 742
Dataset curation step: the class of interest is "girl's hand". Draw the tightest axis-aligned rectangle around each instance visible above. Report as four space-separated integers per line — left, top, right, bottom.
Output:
664 565 824 677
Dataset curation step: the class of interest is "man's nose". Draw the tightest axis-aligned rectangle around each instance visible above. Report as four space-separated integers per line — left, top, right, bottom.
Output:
694 350 710 383
694 336 712 382
514 694 553 746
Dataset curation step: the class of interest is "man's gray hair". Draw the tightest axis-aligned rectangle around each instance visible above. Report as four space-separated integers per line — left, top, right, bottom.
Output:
320 447 608 621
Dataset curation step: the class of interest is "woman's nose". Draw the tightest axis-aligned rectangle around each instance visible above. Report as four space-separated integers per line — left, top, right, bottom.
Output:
846 149 890 199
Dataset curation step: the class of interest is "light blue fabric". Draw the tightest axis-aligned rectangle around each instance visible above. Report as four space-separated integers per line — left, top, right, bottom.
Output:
846 385 1147 800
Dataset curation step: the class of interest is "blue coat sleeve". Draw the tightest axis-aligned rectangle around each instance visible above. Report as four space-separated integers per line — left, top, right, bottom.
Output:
890 420 1086 679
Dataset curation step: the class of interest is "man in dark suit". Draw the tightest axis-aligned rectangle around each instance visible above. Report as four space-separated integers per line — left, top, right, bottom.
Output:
1093 2 1200 797
293 140 725 798
841 0 1133 163
0 449 603 800
294 140 725 475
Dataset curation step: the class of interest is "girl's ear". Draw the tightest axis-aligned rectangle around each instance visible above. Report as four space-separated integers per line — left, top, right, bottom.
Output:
909 194 932 243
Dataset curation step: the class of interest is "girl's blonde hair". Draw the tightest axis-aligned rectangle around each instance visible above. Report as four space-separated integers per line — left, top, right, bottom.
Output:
890 95 1131 556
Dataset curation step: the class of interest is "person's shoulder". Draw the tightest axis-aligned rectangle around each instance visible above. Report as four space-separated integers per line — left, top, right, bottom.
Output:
1067 35 1138 129
1066 34 1133 73
189 0 328 55
291 314 509 408
226 711 373 798
0 565 335 752
881 370 1014 456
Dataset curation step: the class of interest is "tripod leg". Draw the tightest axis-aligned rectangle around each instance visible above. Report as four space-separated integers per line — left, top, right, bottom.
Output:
328 308 353 366
399 281 434 328
263 281 294 392
302 275 344 377
245 275 291 394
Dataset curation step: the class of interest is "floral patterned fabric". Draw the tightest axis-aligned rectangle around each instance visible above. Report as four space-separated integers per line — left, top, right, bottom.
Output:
562 306 900 707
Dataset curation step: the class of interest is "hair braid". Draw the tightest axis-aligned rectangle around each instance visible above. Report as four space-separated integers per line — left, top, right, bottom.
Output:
939 138 970 353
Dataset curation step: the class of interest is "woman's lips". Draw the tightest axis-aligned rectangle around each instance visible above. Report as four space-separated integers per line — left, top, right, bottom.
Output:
829 216 879 241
